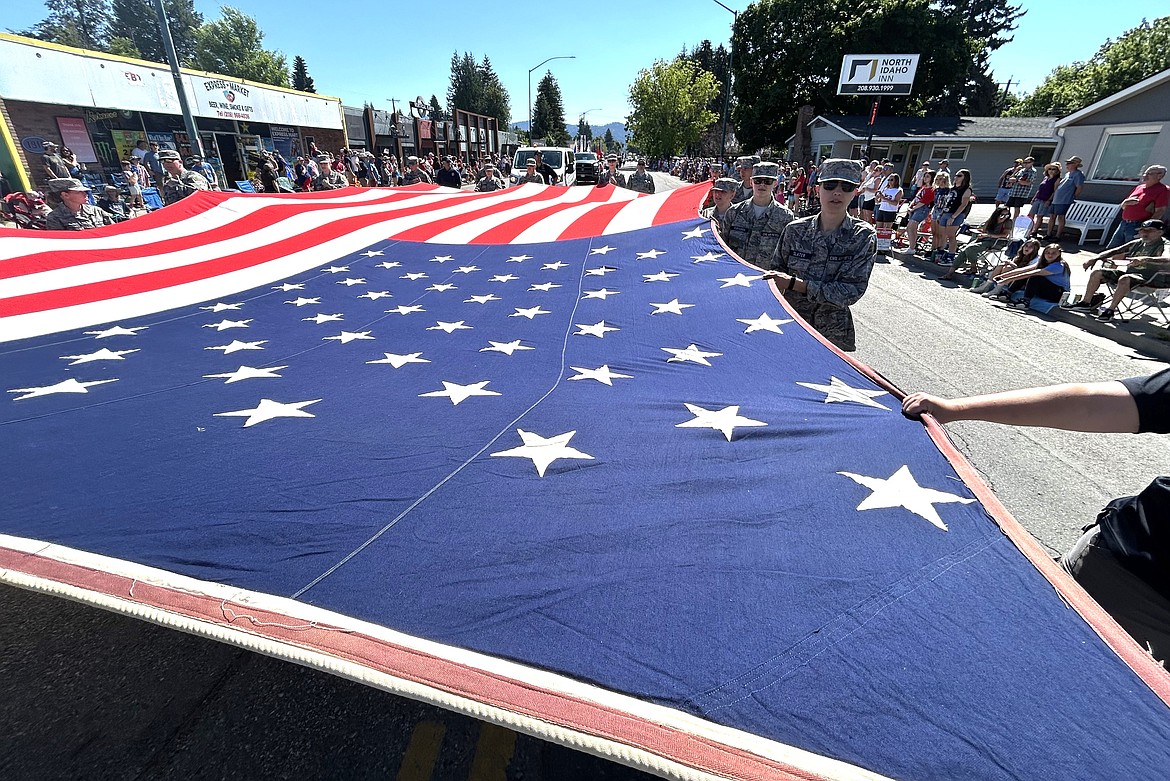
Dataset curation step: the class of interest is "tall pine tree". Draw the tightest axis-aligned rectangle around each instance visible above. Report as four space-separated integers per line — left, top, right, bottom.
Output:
21 0 113 51
531 71 567 145
108 0 203 64
292 56 316 92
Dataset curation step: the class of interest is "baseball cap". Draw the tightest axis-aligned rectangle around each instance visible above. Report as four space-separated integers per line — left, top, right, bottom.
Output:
735 156 754 169
1065 156 1082 164
157 149 181 161
751 162 780 180
710 177 739 192
47 177 90 193
817 158 863 185
1139 219 1165 231
407 155 419 164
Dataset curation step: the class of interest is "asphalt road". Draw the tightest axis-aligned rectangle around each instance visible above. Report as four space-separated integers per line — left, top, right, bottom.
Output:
3 172 1167 779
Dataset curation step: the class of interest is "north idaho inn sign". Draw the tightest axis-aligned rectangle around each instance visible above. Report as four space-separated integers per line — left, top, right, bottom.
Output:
838 54 920 96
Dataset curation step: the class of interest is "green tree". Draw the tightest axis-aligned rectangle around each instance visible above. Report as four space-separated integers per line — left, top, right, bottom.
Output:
428 95 446 122
603 128 617 154
20 0 112 51
190 6 289 87
479 56 511 126
730 0 1018 149
445 52 511 125
531 71 568 145
626 59 719 158
292 55 316 92
109 0 203 64
1009 17 1170 117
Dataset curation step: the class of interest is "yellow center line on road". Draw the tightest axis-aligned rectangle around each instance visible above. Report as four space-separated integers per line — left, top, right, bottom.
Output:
468 722 517 781
396 720 447 781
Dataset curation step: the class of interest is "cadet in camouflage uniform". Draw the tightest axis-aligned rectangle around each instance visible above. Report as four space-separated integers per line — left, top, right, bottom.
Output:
44 178 115 230
763 158 876 352
700 177 738 220
515 159 546 185
312 154 349 191
626 159 656 193
716 162 794 268
475 164 506 192
157 149 210 205
400 156 432 186
732 155 758 204
597 154 626 188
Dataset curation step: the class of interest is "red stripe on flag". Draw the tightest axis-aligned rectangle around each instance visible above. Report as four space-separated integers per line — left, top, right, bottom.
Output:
389 186 566 243
470 186 619 244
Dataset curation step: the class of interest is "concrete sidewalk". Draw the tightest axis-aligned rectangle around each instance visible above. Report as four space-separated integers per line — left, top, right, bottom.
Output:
890 201 1170 361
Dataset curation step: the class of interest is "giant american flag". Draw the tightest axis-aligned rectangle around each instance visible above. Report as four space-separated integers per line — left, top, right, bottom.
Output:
2 182 1169 780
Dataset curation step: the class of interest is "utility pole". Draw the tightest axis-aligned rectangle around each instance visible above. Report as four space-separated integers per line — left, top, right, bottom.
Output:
996 76 1018 116
710 0 737 167
151 0 203 157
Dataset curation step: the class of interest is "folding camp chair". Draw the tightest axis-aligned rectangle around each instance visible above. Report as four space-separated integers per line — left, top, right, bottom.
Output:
1111 270 1170 327
274 176 296 193
235 180 257 193
977 216 1034 276
141 187 163 210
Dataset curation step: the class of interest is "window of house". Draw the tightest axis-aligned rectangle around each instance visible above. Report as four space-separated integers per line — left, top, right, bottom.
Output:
818 144 833 162
1089 127 1160 183
850 143 889 161
930 144 968 161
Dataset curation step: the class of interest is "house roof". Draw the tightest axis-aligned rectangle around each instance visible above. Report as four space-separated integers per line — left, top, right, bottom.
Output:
810 115 1057 142
1055 67 1170 127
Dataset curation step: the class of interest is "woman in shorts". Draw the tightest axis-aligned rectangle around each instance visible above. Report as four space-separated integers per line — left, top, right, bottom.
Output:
1029 163 1061 238
934 169 976 264
902 170 935 250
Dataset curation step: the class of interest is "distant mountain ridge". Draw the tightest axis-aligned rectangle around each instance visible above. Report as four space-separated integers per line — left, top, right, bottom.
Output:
512 121 627 145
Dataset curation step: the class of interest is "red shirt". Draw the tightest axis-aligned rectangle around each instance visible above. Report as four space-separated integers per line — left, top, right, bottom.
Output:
1121 181 1169 222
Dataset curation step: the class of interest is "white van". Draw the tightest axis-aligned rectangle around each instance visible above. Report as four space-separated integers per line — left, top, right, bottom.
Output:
510 147 575 186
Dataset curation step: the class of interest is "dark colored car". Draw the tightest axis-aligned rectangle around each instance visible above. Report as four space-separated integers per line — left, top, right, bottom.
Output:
574 152 600 186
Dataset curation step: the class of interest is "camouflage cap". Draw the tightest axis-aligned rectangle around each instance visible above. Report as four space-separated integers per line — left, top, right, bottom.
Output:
47 177 90 193
734 156 755 169
156 149 181 161
605 154 618 162
751 162 780 180
407 155 419 165
817 158 863 185
710 177 739 192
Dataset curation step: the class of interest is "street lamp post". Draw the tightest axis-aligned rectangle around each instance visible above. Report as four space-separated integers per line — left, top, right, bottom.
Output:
710 0 738 166
528 55 576 142
577 108 601 151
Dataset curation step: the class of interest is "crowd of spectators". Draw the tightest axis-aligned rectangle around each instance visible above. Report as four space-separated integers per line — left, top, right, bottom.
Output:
249 147 517 194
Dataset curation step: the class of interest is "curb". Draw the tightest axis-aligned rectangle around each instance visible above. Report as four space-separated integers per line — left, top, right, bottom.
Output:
891 248 1170 363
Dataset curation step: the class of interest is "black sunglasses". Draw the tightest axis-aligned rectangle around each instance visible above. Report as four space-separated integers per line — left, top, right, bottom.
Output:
821 181 857 192
751 177 774 185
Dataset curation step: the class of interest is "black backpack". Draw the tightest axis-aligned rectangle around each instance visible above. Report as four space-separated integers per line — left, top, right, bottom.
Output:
1095 476 1170 599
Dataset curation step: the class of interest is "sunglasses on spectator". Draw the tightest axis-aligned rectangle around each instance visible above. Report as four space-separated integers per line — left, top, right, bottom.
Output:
820 181 857 192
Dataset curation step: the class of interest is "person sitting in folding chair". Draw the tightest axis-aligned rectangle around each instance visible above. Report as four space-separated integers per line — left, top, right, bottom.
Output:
943 205 1012 280
1067 219 1170 320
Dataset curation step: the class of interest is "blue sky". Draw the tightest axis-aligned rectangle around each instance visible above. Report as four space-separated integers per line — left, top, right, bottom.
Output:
5 1 1159 127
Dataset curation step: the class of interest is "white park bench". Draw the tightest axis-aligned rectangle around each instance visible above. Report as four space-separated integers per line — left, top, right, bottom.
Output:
1060 200 1121 246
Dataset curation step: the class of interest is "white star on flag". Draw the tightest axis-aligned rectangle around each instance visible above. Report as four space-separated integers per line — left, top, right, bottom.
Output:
465 294 500 304
585 266 617 276
583 288 620 300
490 274 519 283
574 321 619 338
367 352 430 368
490 429 594 477
338 278 366 286
273 283 304 291
203 365 287 384
691 251 725 263
427 283 457 292
285 297 321 307
650 299 694 315
718 273 763 288
85 326 148 339
454 266 481 274
797 377 891 410
321 265 349 274
9 378 118 401
427 321 473 333
419 380 500 405
403 272 428 280
542 261 568 270
506 255 533 263
214 398 321 427
376 261 401 269
360 250 384 257
324 331 374 343
387 305 425 315
430 255 455 263
200 302 242 312
737 313 793 334
529 282 561 291
203 319 252 331
511 306 550 319
358 291 392 300
676 402 766 441
206 340 267 354
838 465 974 531
682 226 709 239
59 348 139 365
662 344 722 366
589 245 616 255
636 249 666 260
643 271 678 283
481 340 534 355
303 313 343 324
567 365 632 386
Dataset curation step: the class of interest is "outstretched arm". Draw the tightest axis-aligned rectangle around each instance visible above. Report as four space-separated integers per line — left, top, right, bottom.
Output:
902 381 1139 433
